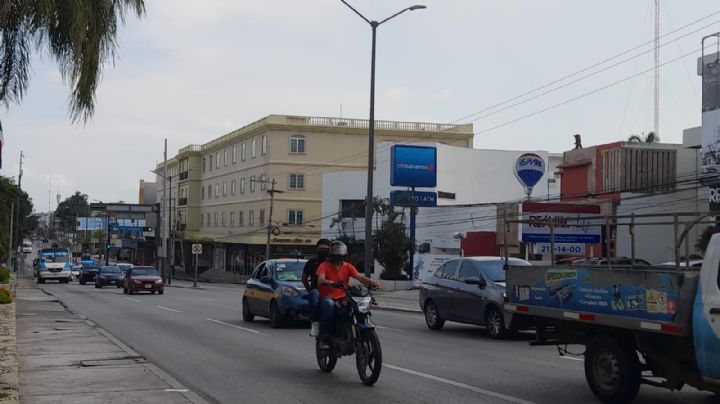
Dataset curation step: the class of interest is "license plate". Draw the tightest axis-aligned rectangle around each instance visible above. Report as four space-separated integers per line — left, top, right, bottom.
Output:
144 284 152 289
110 281 116 284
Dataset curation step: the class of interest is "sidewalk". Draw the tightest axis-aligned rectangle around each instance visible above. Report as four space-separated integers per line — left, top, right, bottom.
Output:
15 279 208 404
373 289 421 313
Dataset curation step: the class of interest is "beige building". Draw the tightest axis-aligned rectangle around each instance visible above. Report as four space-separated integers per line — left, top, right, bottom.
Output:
155 114 473 277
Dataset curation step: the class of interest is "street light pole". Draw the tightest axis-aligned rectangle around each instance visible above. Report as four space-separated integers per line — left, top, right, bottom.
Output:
340 1 426 277
251 177 283 261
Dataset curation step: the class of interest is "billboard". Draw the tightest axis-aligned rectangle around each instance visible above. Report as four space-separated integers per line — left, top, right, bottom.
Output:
521 202 602 244
390 145 437 188
701 52 720 176
389 190 437 207
76 217 106 231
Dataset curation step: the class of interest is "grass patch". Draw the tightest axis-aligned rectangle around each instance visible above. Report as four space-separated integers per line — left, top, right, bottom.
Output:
0 267 9 284
0 288 11 304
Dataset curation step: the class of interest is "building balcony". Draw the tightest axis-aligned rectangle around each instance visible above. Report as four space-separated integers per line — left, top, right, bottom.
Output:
179 171 189 181
178 197 188 206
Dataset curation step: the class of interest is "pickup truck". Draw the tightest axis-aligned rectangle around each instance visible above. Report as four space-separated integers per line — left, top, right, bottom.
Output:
505 235 720 403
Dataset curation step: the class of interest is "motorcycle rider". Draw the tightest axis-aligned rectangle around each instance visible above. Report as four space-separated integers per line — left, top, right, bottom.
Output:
316 241 381 348
302 238 331 337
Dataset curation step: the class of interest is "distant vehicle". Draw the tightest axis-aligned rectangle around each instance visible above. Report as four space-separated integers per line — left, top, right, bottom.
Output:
78 262 101 285
116 263 134 275
658 260 703 268
95 266 124 288
21 240 33 254
419 257 531 339
123 266 164 295
242 259 309 328
71 263 82 280
571 256 652 267
36 248 72 284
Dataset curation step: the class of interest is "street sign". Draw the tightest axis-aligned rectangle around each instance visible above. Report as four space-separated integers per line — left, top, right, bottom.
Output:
390 145 437 188
521 202 602 244
390 190 437 207
514 153 545 196
191 244 202 255
535 243 586 256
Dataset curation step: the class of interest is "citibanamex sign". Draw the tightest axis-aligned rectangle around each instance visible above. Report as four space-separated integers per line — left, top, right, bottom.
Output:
514 153 546 197
710 186 720 212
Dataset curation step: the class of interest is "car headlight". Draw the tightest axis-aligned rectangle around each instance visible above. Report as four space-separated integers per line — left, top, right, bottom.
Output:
281 286 299 297
155 279 163 284
134 279 142 284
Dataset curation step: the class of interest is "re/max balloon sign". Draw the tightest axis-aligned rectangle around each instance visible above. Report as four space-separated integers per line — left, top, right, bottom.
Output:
514 153 545 196
390 145 437 188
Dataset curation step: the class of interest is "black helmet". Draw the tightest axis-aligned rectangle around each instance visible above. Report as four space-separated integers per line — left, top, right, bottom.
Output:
329 241 348 262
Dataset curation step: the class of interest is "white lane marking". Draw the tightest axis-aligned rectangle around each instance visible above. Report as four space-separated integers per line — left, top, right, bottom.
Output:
559 356 584 362
165 389 189 392
206 318 261 335
157 306 183 313
124 297 141 303
384 364 538 404
374 325 404 332
195 297 216 302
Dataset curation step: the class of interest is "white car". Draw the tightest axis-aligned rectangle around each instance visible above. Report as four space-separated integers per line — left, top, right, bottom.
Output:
21 241 33 254
37 248 72 284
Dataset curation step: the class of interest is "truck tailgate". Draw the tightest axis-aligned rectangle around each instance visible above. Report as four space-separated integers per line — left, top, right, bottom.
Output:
505 266 699 336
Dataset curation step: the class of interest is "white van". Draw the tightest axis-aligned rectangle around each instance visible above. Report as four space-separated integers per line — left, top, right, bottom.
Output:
21 240 33 254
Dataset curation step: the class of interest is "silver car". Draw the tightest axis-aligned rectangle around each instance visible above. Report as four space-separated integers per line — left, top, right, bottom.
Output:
419 257 531 339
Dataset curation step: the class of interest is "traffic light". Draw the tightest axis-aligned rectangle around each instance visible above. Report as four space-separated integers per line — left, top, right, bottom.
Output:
106 243 112 249
143 226 153 232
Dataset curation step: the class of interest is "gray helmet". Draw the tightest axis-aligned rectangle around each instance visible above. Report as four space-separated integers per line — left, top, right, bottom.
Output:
329 241 348 260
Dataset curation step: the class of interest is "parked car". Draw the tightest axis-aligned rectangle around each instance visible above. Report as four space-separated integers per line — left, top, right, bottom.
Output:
123 266 164 295
419 256 531 339
658 260 703 268
572 256 651 267
95 266 124 288
78 262 101 285
242 259 309 328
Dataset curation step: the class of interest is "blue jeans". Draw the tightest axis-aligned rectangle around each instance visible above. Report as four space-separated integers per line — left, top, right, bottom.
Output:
308 289 320 322
319 297 336 338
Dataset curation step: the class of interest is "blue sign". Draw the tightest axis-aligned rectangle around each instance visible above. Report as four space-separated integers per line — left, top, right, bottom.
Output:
390 191 438 207
111 225 144 232
514 153 545 196
390 145 437 188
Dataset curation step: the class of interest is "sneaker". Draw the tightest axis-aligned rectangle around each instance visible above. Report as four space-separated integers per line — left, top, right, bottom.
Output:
310 322 320 337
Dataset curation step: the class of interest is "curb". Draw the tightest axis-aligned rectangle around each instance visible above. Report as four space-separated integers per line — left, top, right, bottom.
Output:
39 288 212 404
373 305 422 314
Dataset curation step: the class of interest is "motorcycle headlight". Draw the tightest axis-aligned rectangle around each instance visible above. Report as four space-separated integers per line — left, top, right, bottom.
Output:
281 286 299 297
353 297 372 313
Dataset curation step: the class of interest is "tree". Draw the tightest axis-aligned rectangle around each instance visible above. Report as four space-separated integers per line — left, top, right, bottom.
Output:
372 198 413 280
0 175 34 262
696 226 719 254
54 191 89 234
627 131 659 143
0 0 145 122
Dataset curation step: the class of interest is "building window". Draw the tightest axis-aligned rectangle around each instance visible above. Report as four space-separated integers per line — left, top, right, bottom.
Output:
216 152 220 169
223 149 228 166
207 185 212 199
230 179 236 196
240 178 246 194
214 212 218 227
238 211 244 226
202 158 206 172
222 182 227 197
241 143 246 161
209 155 213 171
250 176 256 192
288 210 304 225
232 146 237 164
201 186 205 199
249 210 255 227
259 209 265 226
230 212 235 227
206 213 210 226
289 174 304 189
221 212 226 227
290 135 305 153
260 174 267 191
261 135 267 155
214 183 219 198
251 138 257 159
200 214 204 226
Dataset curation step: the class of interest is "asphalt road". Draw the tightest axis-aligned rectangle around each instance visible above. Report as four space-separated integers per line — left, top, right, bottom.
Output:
32 279 717 404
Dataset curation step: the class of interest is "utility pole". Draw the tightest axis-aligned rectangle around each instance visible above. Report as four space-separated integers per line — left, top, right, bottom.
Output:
252 177 283 260
167 174 173 284
13 151 24 272
654 0 660 138
8 201 14 271
162 139 168 283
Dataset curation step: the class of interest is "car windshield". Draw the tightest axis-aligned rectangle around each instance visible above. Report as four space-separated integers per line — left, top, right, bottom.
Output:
273 261 306 282
43 255 69 263
100 266 121 274
483 260 531 282
132 268 159 276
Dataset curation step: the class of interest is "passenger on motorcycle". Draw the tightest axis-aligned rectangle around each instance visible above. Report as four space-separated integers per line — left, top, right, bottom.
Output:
302 238 331 338
316 241 381 348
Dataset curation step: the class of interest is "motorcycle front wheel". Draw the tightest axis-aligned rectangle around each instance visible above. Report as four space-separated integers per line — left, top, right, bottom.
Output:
316 339 337 373
356 329 382 386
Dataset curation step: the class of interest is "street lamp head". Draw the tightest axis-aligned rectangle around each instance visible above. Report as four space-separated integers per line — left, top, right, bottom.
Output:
409 5 426 10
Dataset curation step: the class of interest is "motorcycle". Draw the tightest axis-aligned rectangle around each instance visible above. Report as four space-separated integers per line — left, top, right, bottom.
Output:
315 284 382 386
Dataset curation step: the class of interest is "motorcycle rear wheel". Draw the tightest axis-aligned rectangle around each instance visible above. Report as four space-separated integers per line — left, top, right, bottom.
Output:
316 339 337 373
356 329 382 386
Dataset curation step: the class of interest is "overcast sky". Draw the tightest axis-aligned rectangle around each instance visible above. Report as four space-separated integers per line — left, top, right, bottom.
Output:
1 0 719 212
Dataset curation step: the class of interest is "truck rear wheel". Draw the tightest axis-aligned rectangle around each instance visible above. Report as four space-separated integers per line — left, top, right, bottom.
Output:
584 335 641 404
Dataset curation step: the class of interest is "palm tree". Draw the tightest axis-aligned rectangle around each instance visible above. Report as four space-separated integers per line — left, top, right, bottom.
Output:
0 0 145 122
627 131 659 143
